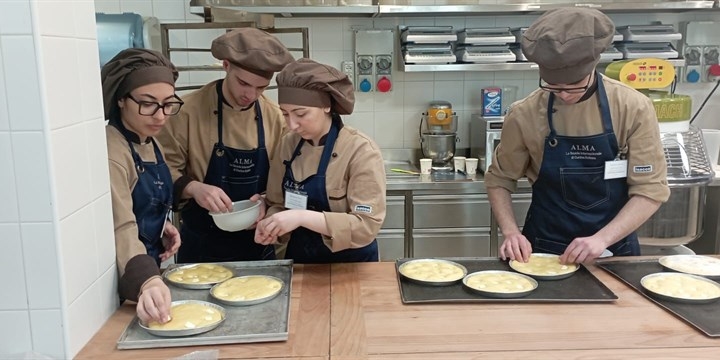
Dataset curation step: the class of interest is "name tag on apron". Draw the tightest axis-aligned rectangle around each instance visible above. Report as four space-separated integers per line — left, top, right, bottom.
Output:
604 159 628 179
285 190 308 210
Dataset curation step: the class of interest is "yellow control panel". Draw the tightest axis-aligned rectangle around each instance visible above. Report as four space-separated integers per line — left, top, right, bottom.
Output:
605 58 676 89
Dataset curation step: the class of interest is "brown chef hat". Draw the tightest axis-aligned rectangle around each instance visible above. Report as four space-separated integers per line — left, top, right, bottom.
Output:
211 28 294 79
276 58 355 115
101 48 178 120
521 8 615 84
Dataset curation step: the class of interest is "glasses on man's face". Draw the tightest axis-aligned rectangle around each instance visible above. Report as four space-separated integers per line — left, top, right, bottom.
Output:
539 75 592 94
126 94 184 116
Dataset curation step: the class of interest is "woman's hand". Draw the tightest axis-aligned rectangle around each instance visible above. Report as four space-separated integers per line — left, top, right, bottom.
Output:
255 210 302 245
159 221 181 262
136 277 172 325
248 193 266 230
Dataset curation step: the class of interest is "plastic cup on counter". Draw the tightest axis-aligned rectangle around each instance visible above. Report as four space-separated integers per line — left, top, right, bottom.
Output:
453 156 466 172
420 158 432 174
465 158 479 174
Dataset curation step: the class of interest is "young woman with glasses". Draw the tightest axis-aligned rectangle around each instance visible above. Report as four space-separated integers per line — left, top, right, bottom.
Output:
101 48 183 326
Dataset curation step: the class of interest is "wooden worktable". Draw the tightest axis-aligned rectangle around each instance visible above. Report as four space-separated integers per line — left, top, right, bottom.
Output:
77 259 720 359
75 264 330 360
330 261 720 359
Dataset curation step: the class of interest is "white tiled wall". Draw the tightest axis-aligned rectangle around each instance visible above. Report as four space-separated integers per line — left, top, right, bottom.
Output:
0 0 112 359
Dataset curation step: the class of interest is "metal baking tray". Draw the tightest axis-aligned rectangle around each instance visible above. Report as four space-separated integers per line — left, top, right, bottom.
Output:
598 259 720 337
396 257 617 304
117 259 293 349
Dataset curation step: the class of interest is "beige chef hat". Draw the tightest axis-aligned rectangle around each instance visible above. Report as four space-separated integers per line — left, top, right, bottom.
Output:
211 28 294 79
101 48 178 120
522 7 615 84
276 58 355 115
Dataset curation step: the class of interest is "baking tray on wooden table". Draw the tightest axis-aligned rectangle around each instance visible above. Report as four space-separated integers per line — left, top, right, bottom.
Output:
117 259 293 349
395 257 617 304
598 258 720 337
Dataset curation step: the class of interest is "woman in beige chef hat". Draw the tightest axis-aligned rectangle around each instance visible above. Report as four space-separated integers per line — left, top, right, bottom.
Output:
102 48 183 324
255 59 386 263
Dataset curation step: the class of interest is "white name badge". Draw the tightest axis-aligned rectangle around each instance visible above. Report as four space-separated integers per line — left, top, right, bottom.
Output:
285 190 308 210
604 159 628 180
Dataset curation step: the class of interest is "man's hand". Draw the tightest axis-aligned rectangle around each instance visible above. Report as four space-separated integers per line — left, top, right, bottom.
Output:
255 210 301 245
248 194 266 230
560 235 609 264
498 232 532 262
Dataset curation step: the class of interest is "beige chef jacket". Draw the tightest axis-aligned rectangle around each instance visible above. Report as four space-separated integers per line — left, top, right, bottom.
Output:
265 125 387 252
157 80 286 199
485 74 670 203
107 125 163 300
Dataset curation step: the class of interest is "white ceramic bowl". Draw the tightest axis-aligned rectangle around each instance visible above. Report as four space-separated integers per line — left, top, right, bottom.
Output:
210 200 261 232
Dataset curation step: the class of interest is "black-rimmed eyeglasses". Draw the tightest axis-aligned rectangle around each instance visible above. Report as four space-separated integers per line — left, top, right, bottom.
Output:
126 94 184 116
539 74 592 94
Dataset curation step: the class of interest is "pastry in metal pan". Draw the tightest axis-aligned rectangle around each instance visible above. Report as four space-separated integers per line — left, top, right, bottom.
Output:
659 255 720 278
641 272 720 304
463 270 538 298
164 263 234 289
509 253 578 280
210 275 284 306
398 259 467 286
141 300 225 337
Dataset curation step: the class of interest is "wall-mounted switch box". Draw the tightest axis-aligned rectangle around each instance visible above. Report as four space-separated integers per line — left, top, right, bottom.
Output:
354 29 394 93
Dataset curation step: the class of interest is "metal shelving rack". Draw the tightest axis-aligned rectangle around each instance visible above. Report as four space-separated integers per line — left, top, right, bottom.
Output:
160 21 309 91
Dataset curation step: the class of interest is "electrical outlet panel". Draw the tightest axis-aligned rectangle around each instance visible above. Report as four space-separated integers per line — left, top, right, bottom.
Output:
354 30 394 93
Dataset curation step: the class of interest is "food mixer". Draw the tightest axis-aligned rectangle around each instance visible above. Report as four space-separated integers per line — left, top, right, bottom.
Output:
419 101 458 172
606 58 714 255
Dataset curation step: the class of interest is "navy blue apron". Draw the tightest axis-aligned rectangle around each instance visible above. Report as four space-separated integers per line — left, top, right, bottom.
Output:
127 137 173 265
282 120 379 264
521 73 639 257
177 80 275 263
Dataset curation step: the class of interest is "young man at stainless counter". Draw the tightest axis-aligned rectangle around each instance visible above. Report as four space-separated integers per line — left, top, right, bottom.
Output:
485 8 670 264
156 28 294 262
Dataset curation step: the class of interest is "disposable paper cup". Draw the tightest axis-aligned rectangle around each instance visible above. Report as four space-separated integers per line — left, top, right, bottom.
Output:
702 129 720 165
420 158 432 174
465 158 479 174
454 156 466 172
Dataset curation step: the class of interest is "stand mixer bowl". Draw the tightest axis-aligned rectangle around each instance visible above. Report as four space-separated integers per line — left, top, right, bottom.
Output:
421 133 457 168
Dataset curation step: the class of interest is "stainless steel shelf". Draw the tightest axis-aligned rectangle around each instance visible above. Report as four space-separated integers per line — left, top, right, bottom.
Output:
400 59 687 72
189 5 379 18
189 1 717 18
379 2 716 16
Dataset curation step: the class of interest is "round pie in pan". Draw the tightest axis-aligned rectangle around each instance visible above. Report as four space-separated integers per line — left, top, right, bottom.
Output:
398 259 467 286
210 275 284 306
463 270 538 298
658 255 720 279
640 272 720 304
509 253 578 280
141 300 225 337
164 263 234 289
